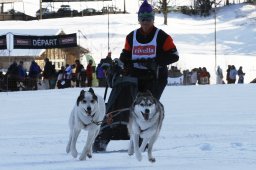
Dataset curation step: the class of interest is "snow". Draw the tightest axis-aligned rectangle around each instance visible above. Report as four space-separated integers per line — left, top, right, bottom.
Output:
0 85 256 170
0 3 256 169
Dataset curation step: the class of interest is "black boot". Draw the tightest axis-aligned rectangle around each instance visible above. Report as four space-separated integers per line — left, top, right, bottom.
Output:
93 138 110 152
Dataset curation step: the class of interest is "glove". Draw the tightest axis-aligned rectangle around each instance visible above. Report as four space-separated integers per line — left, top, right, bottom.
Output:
133 58 157 71
132 58 155 63
144 61 157 71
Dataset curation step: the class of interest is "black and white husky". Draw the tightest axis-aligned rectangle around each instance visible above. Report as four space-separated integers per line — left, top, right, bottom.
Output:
66 88 106 160
128 91 164 163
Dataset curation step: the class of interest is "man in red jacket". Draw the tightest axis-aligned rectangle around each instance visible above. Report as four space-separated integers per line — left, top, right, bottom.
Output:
86 60 93 87
120 0 179 100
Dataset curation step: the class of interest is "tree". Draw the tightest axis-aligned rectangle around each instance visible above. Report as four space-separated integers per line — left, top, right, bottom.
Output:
195 0 214 17
156 0 169 25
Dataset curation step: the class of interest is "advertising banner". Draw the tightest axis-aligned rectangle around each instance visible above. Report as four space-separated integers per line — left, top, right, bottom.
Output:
13 33 77 49
42 0 111 2
0 0 22 3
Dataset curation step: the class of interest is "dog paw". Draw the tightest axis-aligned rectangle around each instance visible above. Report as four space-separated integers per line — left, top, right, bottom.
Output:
87 153 92 158
79 155 86 161
71 150 78 158
66 147 70 154
128 152 134 156
136 153 142 161
128 149 134 156
149 157 156 163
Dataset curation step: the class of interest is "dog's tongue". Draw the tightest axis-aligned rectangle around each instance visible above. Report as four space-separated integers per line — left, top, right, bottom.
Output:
85 109 92 115
87 110 92 115
142 112 149 120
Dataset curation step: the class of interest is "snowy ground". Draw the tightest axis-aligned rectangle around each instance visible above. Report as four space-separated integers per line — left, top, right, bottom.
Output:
0 85 256 170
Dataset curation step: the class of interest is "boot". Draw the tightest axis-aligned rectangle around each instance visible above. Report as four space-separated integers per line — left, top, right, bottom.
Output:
93 138 110 152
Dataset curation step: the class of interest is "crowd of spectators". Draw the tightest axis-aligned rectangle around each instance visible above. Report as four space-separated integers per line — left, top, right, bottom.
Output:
0 58 253 92
0 57 95 91
168 65 248 86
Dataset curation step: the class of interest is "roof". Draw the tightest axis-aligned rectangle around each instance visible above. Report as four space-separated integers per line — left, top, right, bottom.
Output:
0 29 61 57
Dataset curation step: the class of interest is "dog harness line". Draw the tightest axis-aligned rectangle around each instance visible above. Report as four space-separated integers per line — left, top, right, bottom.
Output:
82 109 102 126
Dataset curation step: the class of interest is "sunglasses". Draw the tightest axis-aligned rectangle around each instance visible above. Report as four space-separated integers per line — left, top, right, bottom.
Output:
138 12 154 22
139 17 154 22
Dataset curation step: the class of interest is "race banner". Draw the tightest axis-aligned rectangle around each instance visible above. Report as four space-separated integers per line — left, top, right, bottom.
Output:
0 35 7 50
42 0 111 2
0 0 22 3
13 33 77 49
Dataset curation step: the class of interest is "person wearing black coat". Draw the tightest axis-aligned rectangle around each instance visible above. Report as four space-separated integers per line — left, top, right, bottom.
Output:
43 58 56 89
119 0 179 100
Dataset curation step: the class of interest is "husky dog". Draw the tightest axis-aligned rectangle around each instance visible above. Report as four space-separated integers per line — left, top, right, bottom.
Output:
128 91 164 163
66 88 106 160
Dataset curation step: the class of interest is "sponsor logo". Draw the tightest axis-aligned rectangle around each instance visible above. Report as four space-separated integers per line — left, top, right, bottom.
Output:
59 37 76 45
133 45 155 55
16 39 30 46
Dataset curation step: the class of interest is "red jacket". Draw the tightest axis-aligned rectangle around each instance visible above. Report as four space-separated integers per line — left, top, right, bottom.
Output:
86 64 93 79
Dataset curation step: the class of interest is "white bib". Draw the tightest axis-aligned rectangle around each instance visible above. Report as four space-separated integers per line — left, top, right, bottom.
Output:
132 29 159 69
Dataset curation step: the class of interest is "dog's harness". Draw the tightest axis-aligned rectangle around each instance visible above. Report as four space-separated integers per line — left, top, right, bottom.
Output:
89 112 102 126
105 108 130 124
85 107 131 126
82 109 103 126
91 120 103 126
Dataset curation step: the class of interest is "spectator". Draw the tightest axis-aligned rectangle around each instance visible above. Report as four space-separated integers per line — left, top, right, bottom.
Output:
183 69 191 85
190 68 198 85
197 67 202 84
74 59 84 87
86 60 93 87
28 60 41 90
17 61 27 83
6 61 19 91
237 66 245 84
43 58 56 89
100 52 113 66
199 67 210 85
80 68 87 87
57 66 66 89
229 65 237 84
50 63 57 89
226 65 231 84
216 66 224 84
96 63 106 87
65 64 75 88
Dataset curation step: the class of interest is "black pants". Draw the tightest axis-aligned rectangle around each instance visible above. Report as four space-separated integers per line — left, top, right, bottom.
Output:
137 77 167 100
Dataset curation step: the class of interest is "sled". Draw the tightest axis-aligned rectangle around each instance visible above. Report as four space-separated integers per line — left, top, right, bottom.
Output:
93 59 138 152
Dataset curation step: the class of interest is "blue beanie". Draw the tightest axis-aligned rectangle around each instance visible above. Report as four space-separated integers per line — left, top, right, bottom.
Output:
138 0 153 14
138 0 155 21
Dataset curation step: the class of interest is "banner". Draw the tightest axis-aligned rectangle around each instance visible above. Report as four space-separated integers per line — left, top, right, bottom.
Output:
13 33 77 49
42 0 111 2
0 0 22 3
0 35 7 50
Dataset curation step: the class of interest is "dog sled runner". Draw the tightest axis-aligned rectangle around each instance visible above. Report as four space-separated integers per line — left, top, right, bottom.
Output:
93 59 138 152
